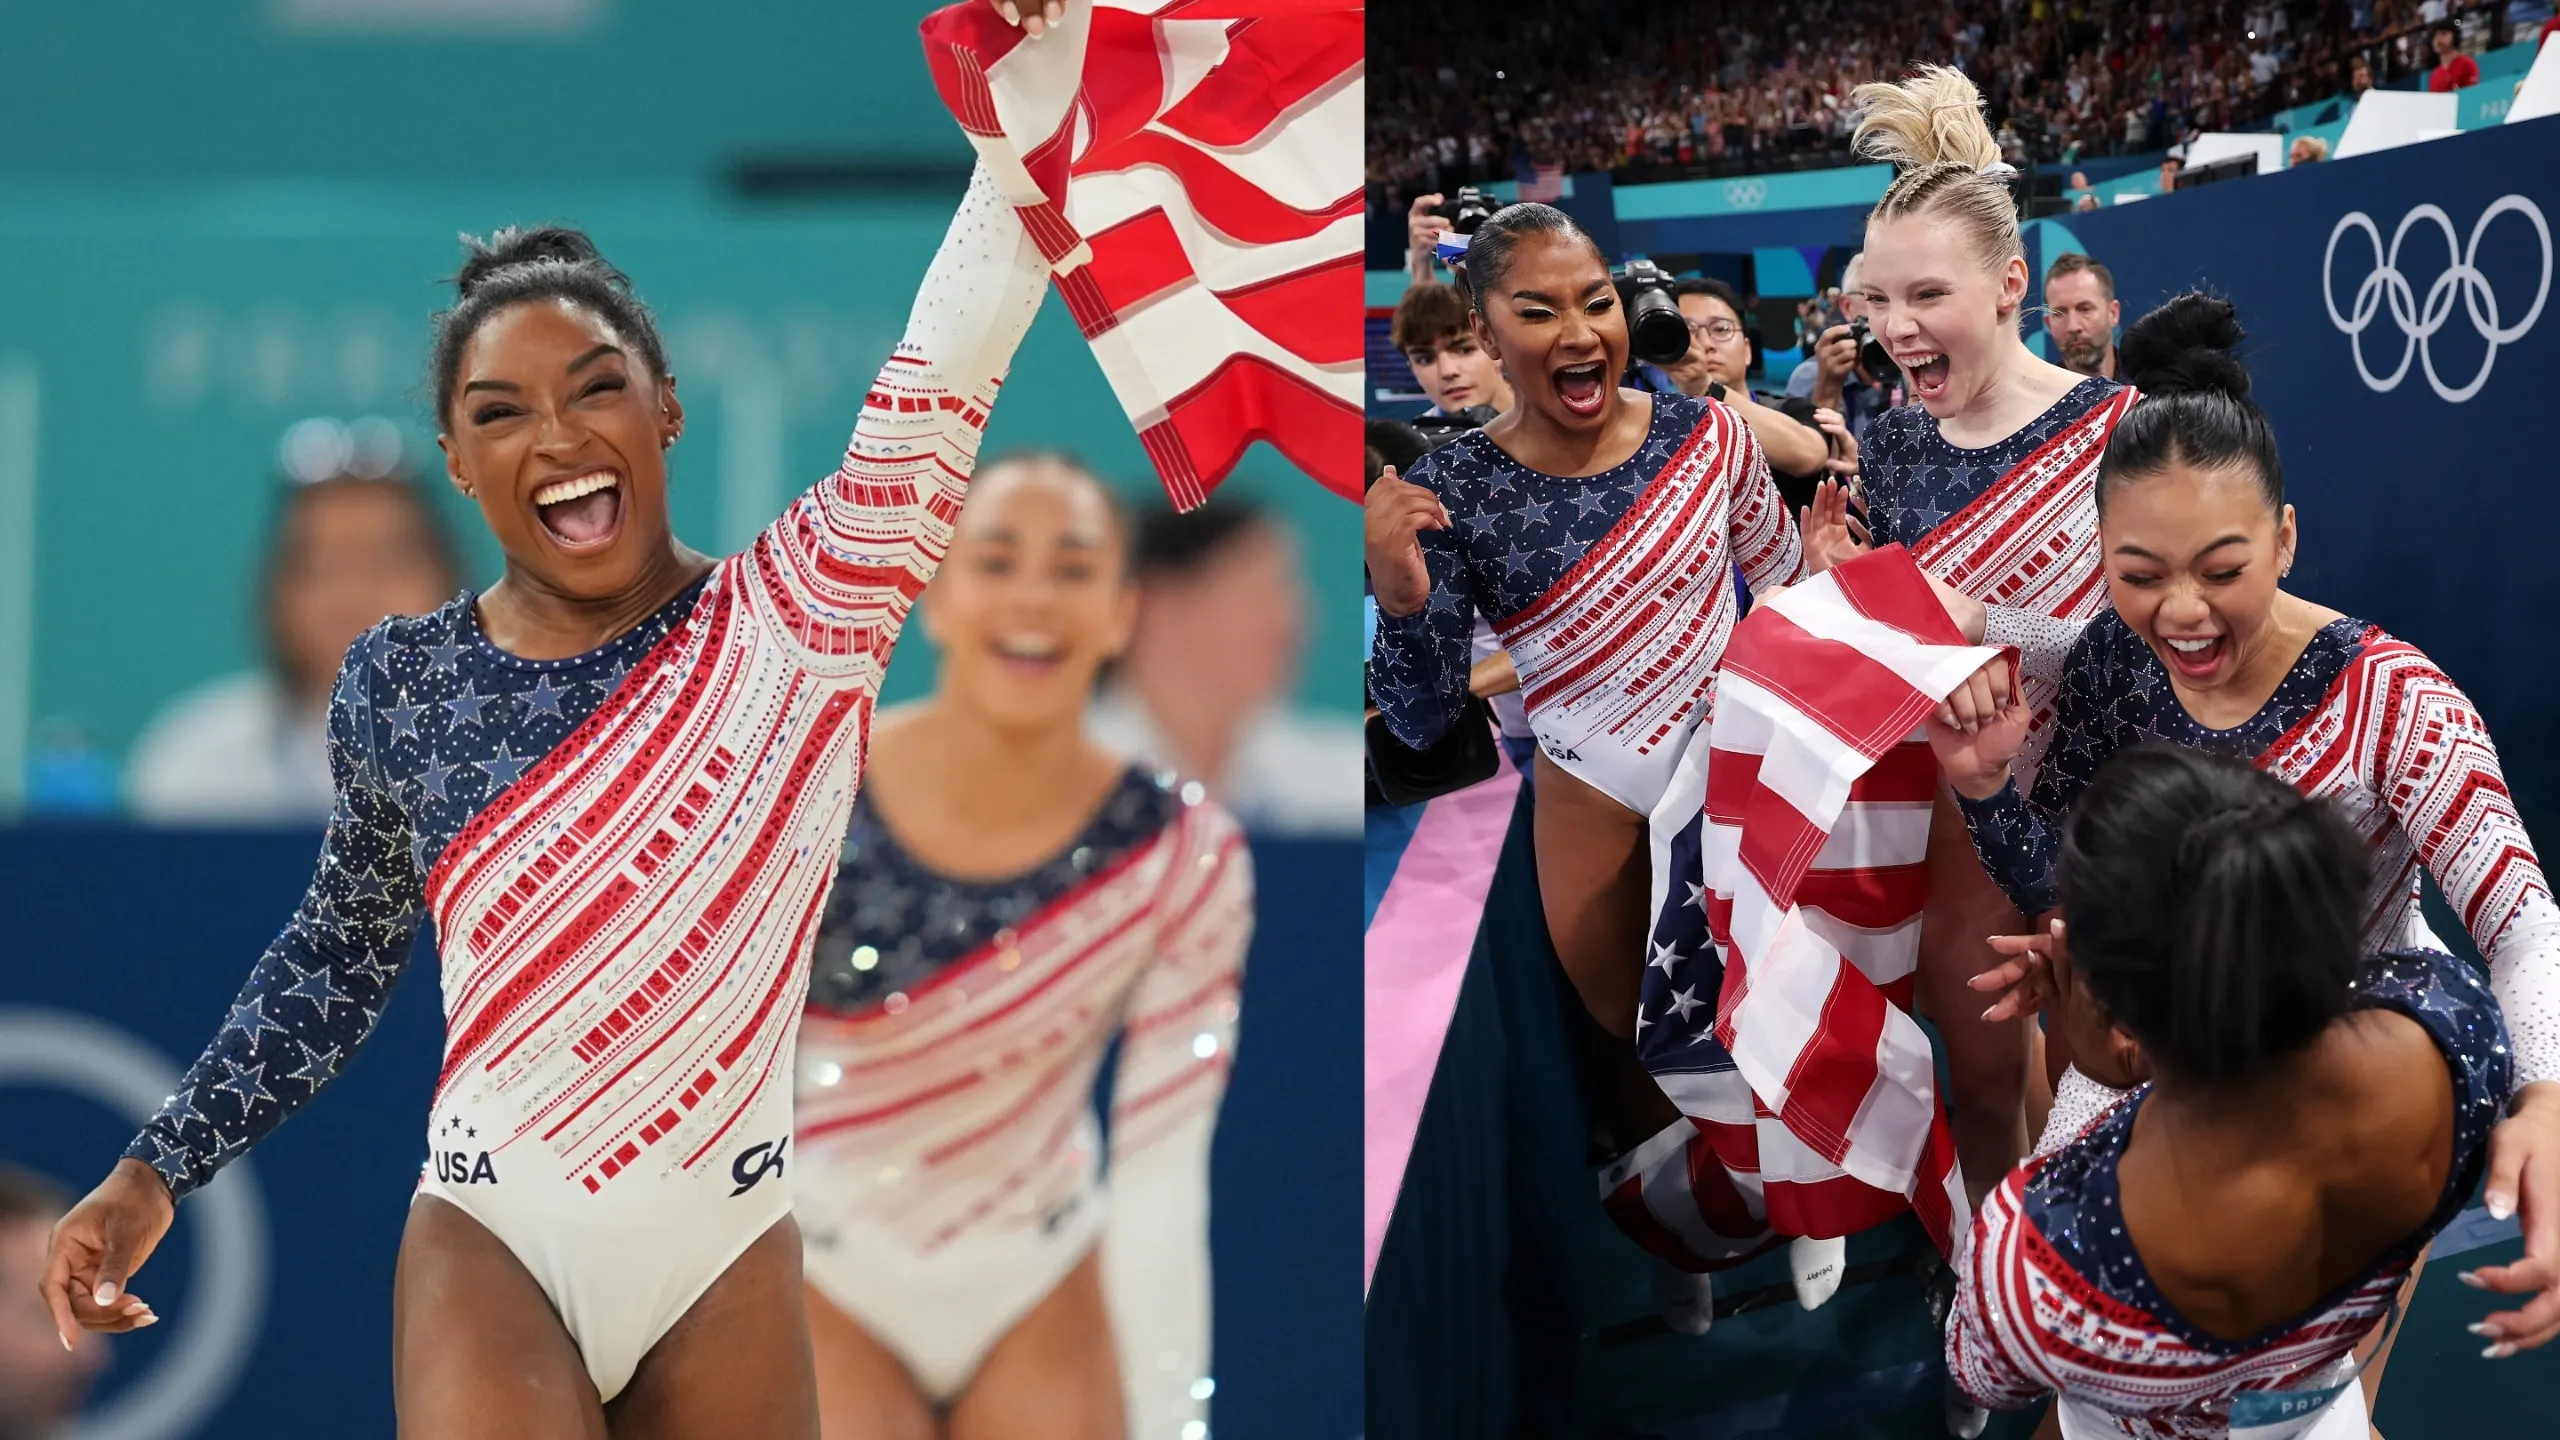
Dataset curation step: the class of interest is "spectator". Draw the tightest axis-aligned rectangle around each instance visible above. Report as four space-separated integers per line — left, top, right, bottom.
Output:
2351 56 2376 97
125 468 460 825
1391 281 1513 421
1660 278 1835 510
0 1167 107 1440
2043 252 2122 380
2289 133 2329 165
2159 154 2184 193
2428 24 2481 90
2074 191 2103 211
1088 501 1363 835
1787 252 1897 452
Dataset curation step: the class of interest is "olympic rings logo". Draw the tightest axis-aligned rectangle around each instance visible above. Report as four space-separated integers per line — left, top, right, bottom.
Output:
2323 195 2551 403
1722 178 1768 210
0 1011 268 1440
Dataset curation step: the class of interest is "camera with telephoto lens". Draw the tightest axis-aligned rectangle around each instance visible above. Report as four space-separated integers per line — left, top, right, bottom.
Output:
1850 315 1900 387
1612 259 1694 368
1437 185 1496 236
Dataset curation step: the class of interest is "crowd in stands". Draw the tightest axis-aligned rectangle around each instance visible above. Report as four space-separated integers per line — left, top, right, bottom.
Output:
1369 0 2554 204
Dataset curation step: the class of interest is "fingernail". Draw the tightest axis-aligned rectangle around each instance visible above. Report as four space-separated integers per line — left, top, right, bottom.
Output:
1046 0 1064 21
135 1315 159 1329
2469 1322 2499 1338
59 1332 71 1353
2487 1192 2515 1220
2485 1342 2516 1359
999 1 1019 19
93 1283 116 1306
2459 1270 2490 1289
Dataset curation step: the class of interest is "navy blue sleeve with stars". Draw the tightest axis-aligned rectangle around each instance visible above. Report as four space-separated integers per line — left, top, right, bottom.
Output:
1370 396 1701 752
125 634 427 1200
1368 443 1480 752
123 572 700 1199
1955 623 2116 918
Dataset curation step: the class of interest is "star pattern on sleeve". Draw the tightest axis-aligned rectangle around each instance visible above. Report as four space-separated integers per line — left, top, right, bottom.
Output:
124 578 707 1201
1369 396 1703 753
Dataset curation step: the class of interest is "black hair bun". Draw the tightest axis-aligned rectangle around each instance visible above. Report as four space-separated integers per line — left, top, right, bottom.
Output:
452 224 619 300
2120 291 2251 401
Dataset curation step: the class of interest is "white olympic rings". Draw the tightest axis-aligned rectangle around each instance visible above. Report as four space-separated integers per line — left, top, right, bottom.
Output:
2322 195 2551 404
1722 178 1768 210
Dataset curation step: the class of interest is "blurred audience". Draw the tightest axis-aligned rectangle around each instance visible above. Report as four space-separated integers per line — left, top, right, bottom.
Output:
125 470 459 824
2289 133 2331 163
1089 501 1362 835
0 1166 105 1440
2429 21 2486 84
1368 0 2551 202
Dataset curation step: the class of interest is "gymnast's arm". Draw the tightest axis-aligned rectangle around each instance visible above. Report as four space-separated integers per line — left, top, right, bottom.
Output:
750 159 1051 658
1725 404 1809 595
2375 667 2560 1091
129 637 430 1201
1953 627 2112 919
1944 1179 2062 1410
1367 454 1479 751
1102 809 1254 1440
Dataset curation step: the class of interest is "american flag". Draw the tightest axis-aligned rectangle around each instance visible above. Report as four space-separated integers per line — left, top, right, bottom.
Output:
1645 546 2009 1259
921 0 1363 509
1515 161 1565 203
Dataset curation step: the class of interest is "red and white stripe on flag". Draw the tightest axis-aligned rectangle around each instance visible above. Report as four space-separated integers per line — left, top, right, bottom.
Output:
921 0 1362 509
1517 163 1564 202
1697 546 2011 1258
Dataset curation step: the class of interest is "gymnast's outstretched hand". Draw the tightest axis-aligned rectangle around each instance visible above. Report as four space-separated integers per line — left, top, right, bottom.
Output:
1972 917 2066 1024
1798 477 1869 576
39 1158 172 1349
2468 1080 2560 1354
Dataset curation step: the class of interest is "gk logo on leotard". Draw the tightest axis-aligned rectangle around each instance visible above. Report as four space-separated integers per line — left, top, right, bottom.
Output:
2323 195 2551 403
731 1136 788 1196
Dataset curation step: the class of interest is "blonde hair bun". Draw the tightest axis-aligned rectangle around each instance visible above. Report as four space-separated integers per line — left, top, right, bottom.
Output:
1849 65 2004 173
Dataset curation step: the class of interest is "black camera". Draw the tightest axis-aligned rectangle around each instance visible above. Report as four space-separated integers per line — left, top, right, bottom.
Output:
1437 185 1496 236
1850 315 1900 388
1613 259 1694 368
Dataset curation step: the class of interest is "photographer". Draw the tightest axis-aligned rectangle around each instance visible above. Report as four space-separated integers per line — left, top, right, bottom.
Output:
1403 186 1494 284
1654 277 1857 514
1785 253 1900 453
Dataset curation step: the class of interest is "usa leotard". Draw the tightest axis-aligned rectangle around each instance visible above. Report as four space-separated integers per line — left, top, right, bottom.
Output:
1957 610 2560 1093
1367 392 1804 814
793 769 1251 1437
1950 949 2508 1438
122 161 1053 1401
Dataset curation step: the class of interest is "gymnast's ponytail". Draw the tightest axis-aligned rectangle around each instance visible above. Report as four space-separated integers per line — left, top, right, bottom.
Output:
1849 65 2023 277
2055 746 2367 1083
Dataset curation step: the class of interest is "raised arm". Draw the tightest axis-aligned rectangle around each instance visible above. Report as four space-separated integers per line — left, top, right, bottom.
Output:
125 639 429 1199
1103 807 1253 1440
752 159 1050 666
